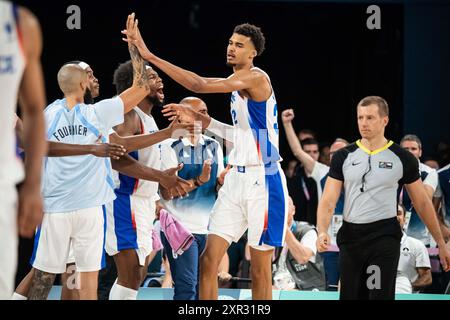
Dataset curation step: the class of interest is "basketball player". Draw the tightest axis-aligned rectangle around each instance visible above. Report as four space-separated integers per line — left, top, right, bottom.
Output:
106 60 171 300
124 17 288 300
0 1 47 299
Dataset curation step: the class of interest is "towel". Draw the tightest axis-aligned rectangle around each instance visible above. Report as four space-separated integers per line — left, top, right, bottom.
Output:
152 228 163 251
159 209 194 258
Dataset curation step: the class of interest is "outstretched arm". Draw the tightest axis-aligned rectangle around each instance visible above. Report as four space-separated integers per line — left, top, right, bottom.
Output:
16 6 48 238
110 117 194 152
281 109 316 175
47 141 126 159
111 155 192 198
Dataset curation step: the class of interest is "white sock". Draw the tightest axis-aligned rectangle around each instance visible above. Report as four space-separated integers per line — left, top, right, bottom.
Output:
109 281 138 300
11 292 28 300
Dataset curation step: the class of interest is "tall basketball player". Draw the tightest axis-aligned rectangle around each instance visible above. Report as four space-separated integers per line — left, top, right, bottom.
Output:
0 1 47 299
124 17 288 300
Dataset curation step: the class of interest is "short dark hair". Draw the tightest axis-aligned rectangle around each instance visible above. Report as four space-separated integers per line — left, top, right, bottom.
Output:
233 23 265 56
301 138 319 148
357 96 389 117
400 134 422 150
113 60 133 95
299 129 316 138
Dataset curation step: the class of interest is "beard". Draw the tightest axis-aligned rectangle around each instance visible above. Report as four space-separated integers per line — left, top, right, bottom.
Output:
148 95 164 109
84 88 94 104
226 62 236 67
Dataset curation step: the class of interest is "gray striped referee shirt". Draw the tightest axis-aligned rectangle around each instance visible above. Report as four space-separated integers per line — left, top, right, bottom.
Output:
329 140 420 224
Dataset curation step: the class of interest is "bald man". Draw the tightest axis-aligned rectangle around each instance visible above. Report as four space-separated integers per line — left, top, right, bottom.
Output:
159 97 225 300
26 15 156 300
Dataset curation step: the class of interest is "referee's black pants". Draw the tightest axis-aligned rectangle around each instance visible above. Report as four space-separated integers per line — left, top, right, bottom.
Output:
337 217 402 300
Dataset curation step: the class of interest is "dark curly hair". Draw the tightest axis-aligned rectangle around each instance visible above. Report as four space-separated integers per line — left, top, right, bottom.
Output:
113 60 133 95
233 23 266 56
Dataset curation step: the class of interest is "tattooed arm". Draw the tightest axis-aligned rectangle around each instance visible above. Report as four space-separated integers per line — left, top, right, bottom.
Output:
28 269 57 300
118 13 155 114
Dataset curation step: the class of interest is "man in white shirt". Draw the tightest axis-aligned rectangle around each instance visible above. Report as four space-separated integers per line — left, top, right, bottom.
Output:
273 197 325 291
159 97 225 300
281 108 347 290
400 134 439 247
396 204 432 294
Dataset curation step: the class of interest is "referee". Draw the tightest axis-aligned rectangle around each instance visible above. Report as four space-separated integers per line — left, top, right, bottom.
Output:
316 96 450 300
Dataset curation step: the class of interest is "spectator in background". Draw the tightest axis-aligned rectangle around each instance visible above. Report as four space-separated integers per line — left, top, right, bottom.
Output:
433 161 450 293
319 143 331 167
436 141 450 168
286 129 316 179
434 164 450 243
423 156 440 171
283 132 320 224
297 128 316 142
272 197 325 291
284 159 299 179
282 108 348 291
400 134 439 247
396 204 432 294
159 97 225 300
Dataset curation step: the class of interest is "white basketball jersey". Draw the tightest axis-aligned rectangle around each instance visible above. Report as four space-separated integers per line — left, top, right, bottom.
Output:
134 107 161 198
0 0 25 185
227 67 281 167
115 107 161 199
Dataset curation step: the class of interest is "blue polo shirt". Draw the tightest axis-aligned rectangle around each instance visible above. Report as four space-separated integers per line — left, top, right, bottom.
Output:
160 136 224 234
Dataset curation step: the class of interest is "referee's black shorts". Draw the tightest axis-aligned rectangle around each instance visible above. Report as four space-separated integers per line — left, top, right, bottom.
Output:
337 217 403 300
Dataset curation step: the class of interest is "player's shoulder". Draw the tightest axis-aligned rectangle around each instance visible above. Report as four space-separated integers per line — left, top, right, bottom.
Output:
123 106 140 123
234 67 267 80
44 99 65 113
250 67 270 81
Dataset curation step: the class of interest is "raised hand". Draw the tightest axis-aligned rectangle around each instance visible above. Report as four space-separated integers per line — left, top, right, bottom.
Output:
121 13 153 61
281 108 295 124
162 103 196 121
